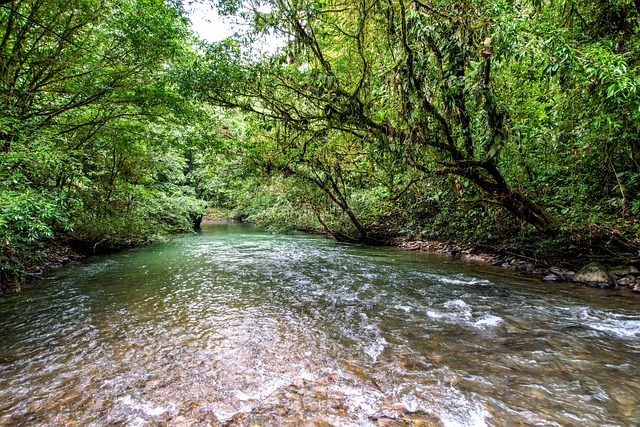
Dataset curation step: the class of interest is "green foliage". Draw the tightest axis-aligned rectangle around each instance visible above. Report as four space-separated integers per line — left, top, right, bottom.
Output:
0 0 212 289
69 185 206 249
0 188 65 283
3 0 640 289
187 0 639 255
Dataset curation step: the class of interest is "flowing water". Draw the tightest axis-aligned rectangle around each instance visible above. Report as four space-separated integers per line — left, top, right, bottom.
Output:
1 224 640 427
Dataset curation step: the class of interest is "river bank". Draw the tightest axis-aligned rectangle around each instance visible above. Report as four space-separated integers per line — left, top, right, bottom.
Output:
6 218 640 296
392 237 640 294
0 241 85 293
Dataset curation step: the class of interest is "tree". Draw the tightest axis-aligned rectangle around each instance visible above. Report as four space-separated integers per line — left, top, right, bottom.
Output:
0 0 211 287
186 0 556 236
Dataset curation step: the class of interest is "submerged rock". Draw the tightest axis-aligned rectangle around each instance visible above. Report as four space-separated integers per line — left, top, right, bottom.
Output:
573 262 610 286
369 404 440 427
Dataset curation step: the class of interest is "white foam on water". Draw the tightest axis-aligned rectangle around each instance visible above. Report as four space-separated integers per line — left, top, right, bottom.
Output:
473 314 503 329
364 335 387 361
395 304 413 313
331 384 379 415
445 301 472 318
440 278 475 285
439 276 492 287
437 395 491 427
117 395 167 417
399 388 491 427
235 375 293 402
564 306 640 340
426 309 446 319
405 366 492 427
444 299 469 310
234 390 253 401
425 299 472 322
587 318 640 339
128 418 146 427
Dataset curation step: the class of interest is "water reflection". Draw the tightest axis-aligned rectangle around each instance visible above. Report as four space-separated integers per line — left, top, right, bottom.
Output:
1 223 639 426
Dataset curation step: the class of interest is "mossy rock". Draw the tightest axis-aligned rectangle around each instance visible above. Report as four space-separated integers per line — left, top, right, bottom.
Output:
574 262 610 285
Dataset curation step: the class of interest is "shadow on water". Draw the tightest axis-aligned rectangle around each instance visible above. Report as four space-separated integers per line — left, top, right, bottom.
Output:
1 223 640 426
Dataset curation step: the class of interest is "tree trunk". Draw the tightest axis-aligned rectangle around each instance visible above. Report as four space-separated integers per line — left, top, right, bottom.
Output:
278 164 370 242
419 160 554 233
464 164 553 233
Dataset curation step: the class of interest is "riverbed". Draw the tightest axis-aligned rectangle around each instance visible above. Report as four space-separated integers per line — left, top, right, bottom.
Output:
1 223 639 426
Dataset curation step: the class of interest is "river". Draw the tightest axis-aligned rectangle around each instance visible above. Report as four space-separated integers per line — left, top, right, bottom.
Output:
1 223 639 426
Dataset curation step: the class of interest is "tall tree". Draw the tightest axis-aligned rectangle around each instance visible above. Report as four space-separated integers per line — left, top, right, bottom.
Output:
0 0 209 286
187 0 556 235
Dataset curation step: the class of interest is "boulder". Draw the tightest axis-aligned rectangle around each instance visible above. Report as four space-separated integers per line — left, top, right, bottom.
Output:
573 262 611 286
549 267 576 281
617 276 636 287
492 258 505 266
610 266 639 277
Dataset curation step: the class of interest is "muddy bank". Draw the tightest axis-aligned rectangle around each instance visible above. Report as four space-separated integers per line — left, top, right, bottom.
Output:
32 242 86 274
0 242 88 293
201 217 242 224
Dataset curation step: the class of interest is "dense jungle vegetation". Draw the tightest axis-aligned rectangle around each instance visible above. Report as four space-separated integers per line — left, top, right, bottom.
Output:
2 0 640 288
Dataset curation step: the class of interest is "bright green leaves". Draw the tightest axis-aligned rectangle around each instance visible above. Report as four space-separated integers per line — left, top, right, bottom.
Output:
193 0 635 240
0 0 213 288
0 190 62 242
109 0 191 63
0 186 71 284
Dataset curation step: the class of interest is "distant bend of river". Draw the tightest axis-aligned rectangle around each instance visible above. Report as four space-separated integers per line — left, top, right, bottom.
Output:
1 223 640 426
